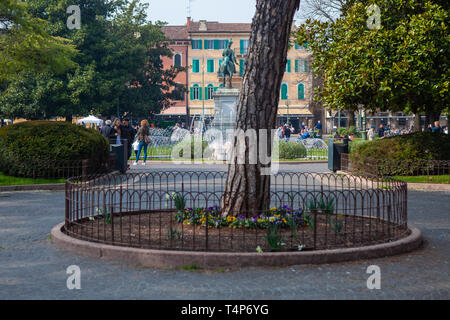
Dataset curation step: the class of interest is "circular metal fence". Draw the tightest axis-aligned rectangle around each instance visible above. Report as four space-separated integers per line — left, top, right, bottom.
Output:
64 171 408 252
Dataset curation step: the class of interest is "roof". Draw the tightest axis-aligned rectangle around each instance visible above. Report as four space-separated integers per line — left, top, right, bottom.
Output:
162 26 189 40
188 20 251 34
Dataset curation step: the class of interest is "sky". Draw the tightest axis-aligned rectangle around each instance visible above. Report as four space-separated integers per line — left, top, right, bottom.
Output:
144 0 307 26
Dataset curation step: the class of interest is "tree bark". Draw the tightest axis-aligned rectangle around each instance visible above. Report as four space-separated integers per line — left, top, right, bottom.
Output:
414 113 421 132
221 0 300 217
347 109 355 127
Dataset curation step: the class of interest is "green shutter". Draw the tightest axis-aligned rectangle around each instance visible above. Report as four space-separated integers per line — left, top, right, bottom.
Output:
286 60 291 73
240 40 244 54
199 86 203 100
295 60 299 73
207 60 212 73
225 40 229 48
198 39 202 49
193 60 199 73
214 40 220 50
281 84 288 100
205 87 208 100
204 40 208 49
298 84 305 100
190 86 194 100
239 59 245 77
214 86 218 92
304 60 308 72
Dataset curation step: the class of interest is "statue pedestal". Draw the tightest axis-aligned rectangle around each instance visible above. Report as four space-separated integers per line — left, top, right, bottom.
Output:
210 87 240 160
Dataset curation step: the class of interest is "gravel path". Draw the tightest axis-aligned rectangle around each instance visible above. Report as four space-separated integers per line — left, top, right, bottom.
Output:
0 163 448 299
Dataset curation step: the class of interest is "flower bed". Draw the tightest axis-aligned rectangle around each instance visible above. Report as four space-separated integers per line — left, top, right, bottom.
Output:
174 205 308 229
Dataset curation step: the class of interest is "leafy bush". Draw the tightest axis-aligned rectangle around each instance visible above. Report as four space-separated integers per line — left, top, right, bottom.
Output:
172 136 211 159
173 136 211 159
350 132 450 176
278 141 307 159
0 121 109 177
337 126 362 138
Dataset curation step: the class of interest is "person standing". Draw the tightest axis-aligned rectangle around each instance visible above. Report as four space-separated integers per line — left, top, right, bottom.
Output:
377 124 385 138
100 120 113 139
284 125 291 142
431 121 443 134
121 118 136 165
367 126 375 141
134 119 150 166
315 121 323 137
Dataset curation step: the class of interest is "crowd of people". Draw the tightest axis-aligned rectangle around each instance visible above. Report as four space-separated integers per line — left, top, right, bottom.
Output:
276 121 323 142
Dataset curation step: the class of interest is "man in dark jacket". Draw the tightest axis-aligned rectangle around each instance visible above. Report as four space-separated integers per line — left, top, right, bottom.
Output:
377 124 385 138
121 118 136 161
100 120 113 139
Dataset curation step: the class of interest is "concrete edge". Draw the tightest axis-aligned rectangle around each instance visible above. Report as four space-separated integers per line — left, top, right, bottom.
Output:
0 183 65 192
407 183 450 192
51 223 423 269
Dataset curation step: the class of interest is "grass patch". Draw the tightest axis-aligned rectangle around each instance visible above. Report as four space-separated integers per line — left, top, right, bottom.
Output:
181 264 202 271
393 175 450 184
0 172 66 186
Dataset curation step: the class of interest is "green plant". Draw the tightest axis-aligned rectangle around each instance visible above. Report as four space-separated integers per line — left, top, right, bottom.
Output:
181 264 201 271
306 196 341 232
97 207 111 224
350 132 450 176
166 228 181 241
277 141 307 159
173 137 211 159
0 121 109 178
264 223 285 251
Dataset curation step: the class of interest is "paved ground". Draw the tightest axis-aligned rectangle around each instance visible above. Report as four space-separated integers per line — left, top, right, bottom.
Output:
0 163 449 299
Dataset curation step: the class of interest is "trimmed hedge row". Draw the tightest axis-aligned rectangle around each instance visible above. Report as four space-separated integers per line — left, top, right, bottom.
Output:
0 121 110 177
349 132 450 176
278 141 307 159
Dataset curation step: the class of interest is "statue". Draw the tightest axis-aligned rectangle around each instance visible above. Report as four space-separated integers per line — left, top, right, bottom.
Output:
218 40 238 88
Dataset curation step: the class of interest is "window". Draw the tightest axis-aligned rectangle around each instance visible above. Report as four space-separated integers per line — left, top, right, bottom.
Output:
204 40 214 50
190 85 202 100
239 59 245 77
206 84 214 100
191 39 202 50
286 60 291 73
192 59 200 73
298 83 305 100
281 83 288 100
213 39 228 50
207 59 215 73
174 54 182 67
295 60 308 73
240 39 249 54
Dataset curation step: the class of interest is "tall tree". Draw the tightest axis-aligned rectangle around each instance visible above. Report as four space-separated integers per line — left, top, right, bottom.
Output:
0 0 184 120
221 0 300 217
296 0 449 131
0 0 77 82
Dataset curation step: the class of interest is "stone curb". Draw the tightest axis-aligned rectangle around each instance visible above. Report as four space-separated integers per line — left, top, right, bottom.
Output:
0 183 65 192
407 183 450 192
51 223 422 269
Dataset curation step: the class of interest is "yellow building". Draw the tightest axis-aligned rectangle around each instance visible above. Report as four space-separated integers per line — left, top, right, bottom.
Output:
164 19 314 130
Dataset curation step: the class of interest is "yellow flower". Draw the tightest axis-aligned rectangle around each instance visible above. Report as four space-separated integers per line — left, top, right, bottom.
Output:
270 207 277 211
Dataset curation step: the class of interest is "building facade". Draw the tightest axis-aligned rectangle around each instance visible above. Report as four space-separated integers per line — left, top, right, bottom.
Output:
159 19 314 132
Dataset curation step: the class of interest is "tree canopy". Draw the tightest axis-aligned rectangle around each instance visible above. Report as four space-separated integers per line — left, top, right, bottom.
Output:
0 0 77 82
296 0 449 127
0 0 185 120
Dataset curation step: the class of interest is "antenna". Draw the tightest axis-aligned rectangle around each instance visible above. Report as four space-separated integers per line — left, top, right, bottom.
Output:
186 0 191 18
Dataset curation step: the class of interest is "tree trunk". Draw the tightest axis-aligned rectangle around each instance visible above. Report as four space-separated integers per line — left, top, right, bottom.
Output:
66 114 73 123
347 109 355 127
221 0 300 217
414 113 421 132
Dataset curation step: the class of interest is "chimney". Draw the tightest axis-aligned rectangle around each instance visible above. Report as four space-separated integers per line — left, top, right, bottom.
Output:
187 17 191 28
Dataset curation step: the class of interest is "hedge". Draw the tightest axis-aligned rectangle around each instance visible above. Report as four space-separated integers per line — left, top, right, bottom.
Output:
349 132 450 176
0 121 110 177
278 141 307 159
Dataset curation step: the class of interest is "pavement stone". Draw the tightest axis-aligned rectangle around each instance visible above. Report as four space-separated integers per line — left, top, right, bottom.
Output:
0 163 449 299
